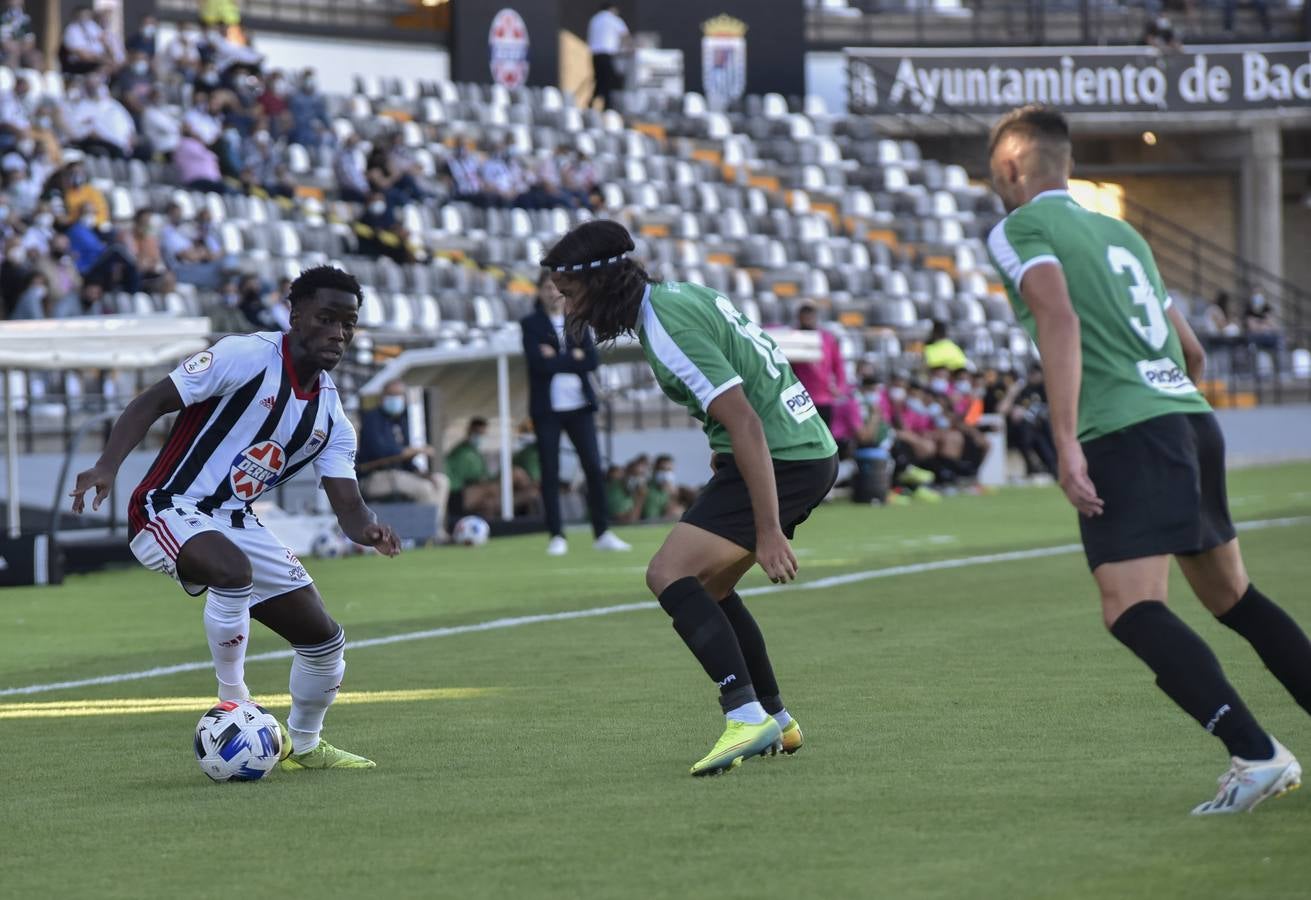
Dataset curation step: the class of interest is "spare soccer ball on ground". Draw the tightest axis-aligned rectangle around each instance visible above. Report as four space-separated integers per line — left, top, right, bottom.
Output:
194 700 286 782
310 526 354 558
452 515 491 546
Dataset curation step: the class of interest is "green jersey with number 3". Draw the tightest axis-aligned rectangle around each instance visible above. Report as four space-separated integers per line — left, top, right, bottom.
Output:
637 281 837 460
987 189 1211 442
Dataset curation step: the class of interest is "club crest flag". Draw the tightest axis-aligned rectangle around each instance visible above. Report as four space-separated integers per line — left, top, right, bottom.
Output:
701 14 747 108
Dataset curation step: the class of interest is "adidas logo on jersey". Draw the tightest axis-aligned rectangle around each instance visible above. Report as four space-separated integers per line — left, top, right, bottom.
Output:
259 396 276 410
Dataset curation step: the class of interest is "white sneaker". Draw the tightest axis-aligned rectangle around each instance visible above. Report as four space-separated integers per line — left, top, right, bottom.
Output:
593 530 631 552
1191 737 1302 815
546 536 568 556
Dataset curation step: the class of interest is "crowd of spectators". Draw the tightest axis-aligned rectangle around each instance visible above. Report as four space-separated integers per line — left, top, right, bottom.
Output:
0 2 601 321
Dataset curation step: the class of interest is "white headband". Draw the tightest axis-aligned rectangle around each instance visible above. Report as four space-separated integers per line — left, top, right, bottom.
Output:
546 252 628 273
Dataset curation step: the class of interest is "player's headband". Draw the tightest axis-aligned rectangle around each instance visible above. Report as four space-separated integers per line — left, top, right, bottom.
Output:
545 253 628 273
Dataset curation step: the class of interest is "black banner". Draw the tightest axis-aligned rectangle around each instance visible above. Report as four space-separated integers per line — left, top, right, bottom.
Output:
847 44 1311 115
450 0 560 88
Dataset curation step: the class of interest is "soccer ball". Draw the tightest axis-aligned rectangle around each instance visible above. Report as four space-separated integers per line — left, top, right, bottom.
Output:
194 700 285 782
310 526 352 558
452 515 491 546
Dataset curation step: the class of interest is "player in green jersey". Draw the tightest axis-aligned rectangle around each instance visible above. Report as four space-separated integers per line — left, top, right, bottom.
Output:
988 105 1310 814
543 220 838 776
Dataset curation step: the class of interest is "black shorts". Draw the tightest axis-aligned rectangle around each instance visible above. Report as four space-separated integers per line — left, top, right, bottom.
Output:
1079 412 1236 571
681 454 839 553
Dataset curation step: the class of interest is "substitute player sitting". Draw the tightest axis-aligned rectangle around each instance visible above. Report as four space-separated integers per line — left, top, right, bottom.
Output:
545 221 838 776
987 106 1311 815
71 265 400 771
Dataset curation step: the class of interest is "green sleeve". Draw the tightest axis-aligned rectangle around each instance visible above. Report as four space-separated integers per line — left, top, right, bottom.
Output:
986 209 1060 291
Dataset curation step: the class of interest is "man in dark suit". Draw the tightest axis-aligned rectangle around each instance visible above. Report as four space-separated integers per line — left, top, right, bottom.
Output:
521 274 630 556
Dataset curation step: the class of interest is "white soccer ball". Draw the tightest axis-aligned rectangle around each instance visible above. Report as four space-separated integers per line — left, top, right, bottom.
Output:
310 527 351 558
452 515 491 546
194 700 285 783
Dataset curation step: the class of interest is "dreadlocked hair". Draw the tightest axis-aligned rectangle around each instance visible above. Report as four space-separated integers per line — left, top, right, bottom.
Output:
288 265 363 306
541 220 653 343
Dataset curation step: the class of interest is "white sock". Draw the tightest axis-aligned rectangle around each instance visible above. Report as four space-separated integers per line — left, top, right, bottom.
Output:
287 626 346 754
773 709 793 729
725 700 768 725
204 585 252 700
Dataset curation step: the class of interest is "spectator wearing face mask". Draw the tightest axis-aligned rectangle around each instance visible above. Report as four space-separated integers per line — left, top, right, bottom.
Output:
0 76 32 156
53 157 109 229
65 201 141 293
60 5 106 75
288 69 328 148
35 231 84 313
159 201 223 288
641 455 689 521
122 209 170 292
257 70 293 138
10 269 52 319
126 15 158 58
1 235 33 316
1 0 41 70
358 190 412 264
114 50 156 105
2 153 40 219
182 91 223 147
356 380 452 529
165 22 204 81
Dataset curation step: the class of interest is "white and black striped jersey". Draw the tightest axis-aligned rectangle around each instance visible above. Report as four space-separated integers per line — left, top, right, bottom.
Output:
129 332 358 535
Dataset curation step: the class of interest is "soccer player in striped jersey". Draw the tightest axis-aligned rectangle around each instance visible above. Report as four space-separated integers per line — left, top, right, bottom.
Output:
70 265 400 771
987 105 1310 814
544 221 839 776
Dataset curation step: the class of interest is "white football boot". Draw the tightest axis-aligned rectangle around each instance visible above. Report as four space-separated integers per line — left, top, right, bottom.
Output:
1191 737 1302 815
593 530 631 552
546 535 568 557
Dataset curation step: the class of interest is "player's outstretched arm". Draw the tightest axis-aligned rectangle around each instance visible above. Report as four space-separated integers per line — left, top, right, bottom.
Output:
1021 262 1104 518
1166 304 1207 387
322 477 401 557
706 385 798 585
70 378 184 514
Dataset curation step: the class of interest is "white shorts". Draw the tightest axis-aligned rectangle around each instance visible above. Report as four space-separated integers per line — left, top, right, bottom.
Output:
130 499 313 604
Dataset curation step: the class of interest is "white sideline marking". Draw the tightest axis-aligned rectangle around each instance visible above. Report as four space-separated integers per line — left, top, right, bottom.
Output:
2 515 1307 698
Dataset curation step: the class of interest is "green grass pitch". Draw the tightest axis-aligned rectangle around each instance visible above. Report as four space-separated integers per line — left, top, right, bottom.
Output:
3 464 1311 899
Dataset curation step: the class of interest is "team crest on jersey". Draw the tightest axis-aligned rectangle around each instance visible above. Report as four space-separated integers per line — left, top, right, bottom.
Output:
230 440 287 500
183 351 213 375
304 428 328 455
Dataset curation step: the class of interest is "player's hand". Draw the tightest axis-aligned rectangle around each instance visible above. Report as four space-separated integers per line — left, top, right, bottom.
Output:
756 529 798 585
69 464 115 514
571 347 585 360
539 344 557 358
1056 441 1104 517
361 521 402 557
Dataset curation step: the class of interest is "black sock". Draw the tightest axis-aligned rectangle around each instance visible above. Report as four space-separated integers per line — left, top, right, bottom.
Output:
658 577 756 713
1220 584 1311 718
720 592 783 715
1111 601 1273 760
